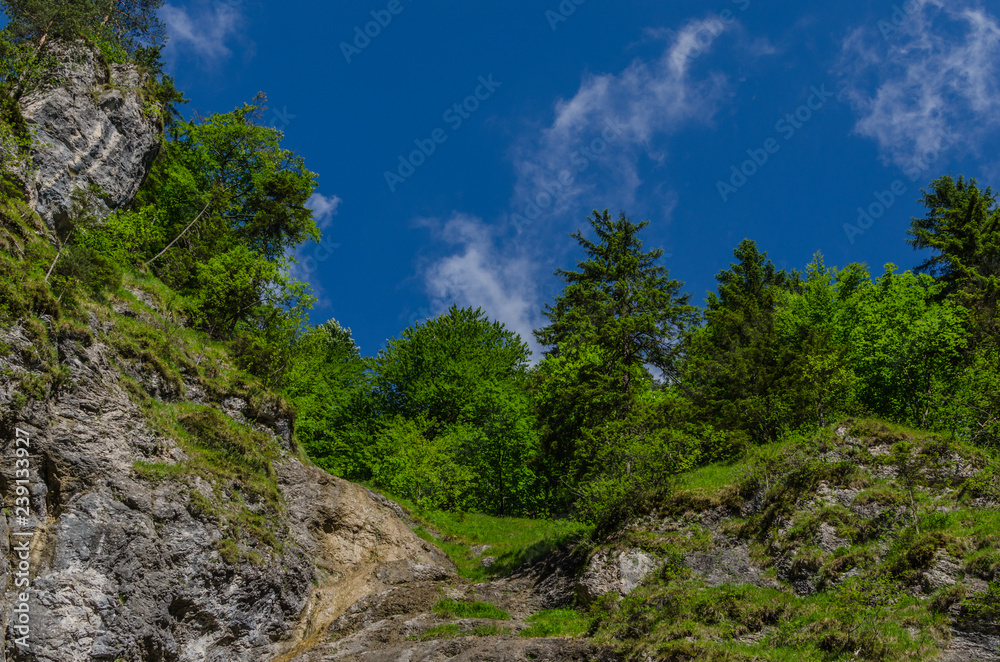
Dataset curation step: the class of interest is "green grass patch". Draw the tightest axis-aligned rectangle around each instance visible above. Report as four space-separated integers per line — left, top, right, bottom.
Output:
520 609 590 638
389 499 589 580
133 461 189 483
432 598 509 620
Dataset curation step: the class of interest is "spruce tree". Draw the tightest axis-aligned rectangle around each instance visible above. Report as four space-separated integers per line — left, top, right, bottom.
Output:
683 239 801 443
535 209 697 391
908 175 1000 339
533 209 697 492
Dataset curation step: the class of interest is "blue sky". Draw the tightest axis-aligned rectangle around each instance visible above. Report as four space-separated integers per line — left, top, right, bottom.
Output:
79 1 1000 354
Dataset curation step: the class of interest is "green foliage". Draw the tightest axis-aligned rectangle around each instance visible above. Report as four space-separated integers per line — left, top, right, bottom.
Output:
683 239 804 444
841 266 968 429
359 306 539 516
283 319 368 473
0 0 166 54
909 175 1000 334
369 416 479 512
571 391 702 534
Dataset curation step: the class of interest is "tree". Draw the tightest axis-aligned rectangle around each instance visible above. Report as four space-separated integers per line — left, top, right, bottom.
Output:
908 175 1000 339
536 210 697 389
683 239 802 443
369 306 539 516
0 0 165 52
283 320 370 476
533 210 698 492
778 254 859 429
141 96 319 274
135 96 320 343
840 266 968 429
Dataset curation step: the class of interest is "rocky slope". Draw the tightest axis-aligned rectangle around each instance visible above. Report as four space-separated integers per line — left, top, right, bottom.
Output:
0 295 454 661
578 422 1000 661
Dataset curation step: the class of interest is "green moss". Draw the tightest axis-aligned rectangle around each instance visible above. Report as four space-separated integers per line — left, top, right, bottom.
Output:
215 538 241 565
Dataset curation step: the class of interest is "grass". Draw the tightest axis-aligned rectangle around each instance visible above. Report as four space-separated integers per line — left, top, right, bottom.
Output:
520 609 590 638
391 501 590 580
432 598 510 620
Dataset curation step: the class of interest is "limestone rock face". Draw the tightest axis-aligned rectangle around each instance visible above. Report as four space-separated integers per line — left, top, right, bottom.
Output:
0 307 444 662
17 41 161 230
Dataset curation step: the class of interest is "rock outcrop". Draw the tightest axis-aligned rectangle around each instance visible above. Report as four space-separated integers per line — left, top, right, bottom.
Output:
17 41 160 230
576 548 657 605
0 302 447 661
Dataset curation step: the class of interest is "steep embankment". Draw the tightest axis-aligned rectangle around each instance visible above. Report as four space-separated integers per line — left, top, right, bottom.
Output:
577 421 1000 661
0 273 453 661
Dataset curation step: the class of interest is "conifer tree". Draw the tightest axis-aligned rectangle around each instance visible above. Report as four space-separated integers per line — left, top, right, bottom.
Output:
908 175 1000 339
533 209 697 491
683 239 801 442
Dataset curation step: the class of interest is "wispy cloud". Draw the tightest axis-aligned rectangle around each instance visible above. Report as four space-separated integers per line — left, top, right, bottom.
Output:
508 17 735 227
837 0 1000 170
421 214 542 355
161 1 247 66
308 192 343 230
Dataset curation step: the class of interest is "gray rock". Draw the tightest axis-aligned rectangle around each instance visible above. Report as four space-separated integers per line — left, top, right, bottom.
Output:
17 41 161 230
0 317 446 662
576 549 656 605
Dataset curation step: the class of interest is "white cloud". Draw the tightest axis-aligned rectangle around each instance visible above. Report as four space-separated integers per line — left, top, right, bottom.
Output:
509 17 735 228
421 214 542 356
838 0 1000 170
307 192 342 229
161 1 246 65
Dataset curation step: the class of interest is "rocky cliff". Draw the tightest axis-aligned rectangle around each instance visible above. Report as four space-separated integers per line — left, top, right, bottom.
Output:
0 295 451 661
15 41 160 230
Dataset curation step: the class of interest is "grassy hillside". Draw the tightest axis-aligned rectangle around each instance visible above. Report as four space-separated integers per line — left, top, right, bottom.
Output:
586 420 1000 661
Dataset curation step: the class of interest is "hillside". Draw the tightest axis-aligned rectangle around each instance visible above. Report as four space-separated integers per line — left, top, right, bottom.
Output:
276 422 1000 661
